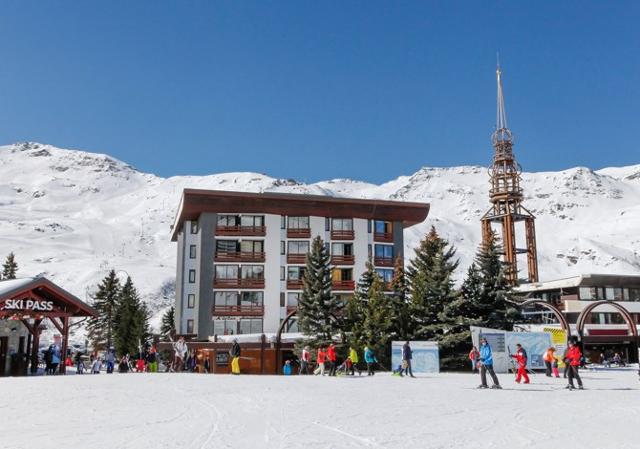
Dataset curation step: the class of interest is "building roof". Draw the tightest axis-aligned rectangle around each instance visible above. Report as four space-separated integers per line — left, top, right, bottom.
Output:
0 276 97 317
170 189 430 241
517 273 640 293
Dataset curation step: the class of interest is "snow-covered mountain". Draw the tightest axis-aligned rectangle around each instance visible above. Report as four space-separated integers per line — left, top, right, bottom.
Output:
1 142 639 326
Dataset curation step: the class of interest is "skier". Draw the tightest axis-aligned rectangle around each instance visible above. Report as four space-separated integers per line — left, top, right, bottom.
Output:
50 344 61 375
510 343 530 384
118 356 130 373
91 356 101 374
314 346 326 376
173 337 188 372
469 346 480 373
106 348 116 374
401 341 415 378
543 347 556 377
75 351 85 374
477 337 501 389
283 359 293 375
552 356 560 378
327 343 337 376
299 346 311 375
147 346 158 373
364 345 377 376
565 339 584 390
349 346 361 376
229 339 241 375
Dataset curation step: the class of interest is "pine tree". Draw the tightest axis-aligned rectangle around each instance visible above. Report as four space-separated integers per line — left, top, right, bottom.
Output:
114 277 149 357
297 236 343 347
160 306 176 338
2 253 18 279
87 270 121 351
388 256 412 341
360 273 393 368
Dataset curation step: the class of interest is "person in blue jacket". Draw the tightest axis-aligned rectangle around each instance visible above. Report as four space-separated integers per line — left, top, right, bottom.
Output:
364 346 377 376
478 337 501 389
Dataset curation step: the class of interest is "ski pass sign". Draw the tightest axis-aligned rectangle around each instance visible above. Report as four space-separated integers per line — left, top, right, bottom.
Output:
2 298 55 312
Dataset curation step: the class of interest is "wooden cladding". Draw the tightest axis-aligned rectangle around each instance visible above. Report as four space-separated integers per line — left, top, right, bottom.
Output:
331 255 354 265
287 254 307 264
213 278 265 289
287 228 311 238
374 257 394 267
214 251 265 263
212 305 264 316
215 225 266 236
286 280 304 290
331 230 354 240
374 232 393 243
332 280 355 291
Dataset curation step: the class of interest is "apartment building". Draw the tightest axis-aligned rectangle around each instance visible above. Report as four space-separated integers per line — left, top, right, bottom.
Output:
170 189 430 340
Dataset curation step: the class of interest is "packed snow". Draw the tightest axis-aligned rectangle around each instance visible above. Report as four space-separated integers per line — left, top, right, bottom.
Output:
1 369 638 448
1 142 639 327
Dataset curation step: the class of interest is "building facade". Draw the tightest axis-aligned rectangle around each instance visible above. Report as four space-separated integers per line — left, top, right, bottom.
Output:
171 190 429 340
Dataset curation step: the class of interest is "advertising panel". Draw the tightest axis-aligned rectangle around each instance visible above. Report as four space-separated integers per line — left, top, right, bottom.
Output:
391 341 439 374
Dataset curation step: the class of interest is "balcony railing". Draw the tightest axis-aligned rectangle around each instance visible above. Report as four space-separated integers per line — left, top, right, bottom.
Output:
374 256 394 267
331 255 354 265
286 305 298 315
332 280 355 291
287 279 304 290
287 254 307 264
212 304 264 316
213 278 265 289
374 232 393 243
214 251 265 263
331 230 354 240
287 228 311 238
215 225 266 236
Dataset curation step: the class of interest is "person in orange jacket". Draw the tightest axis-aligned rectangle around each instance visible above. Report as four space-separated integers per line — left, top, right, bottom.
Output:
314 346 327 376
510 343 530 384
327 343 337 376
543 347 556 377
565 340 584 390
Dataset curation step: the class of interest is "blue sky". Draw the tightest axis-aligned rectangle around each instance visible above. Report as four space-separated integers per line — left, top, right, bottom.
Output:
0 2 638 183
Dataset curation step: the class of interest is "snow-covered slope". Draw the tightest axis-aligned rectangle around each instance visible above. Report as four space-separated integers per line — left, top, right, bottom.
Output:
1 142 639 326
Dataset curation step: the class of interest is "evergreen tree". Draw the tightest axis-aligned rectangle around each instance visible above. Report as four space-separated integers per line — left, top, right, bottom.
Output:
2 252 18 279
388 256 412 341
114 277 150 357
360 273 393 368
297 236 343 346
87 270 121 351
160 306 176 338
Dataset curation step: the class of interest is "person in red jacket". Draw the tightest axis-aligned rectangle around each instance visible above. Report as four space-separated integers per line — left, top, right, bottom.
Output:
314 347 327 376
509 343 530 384
565 340 584 390
327 343 337 377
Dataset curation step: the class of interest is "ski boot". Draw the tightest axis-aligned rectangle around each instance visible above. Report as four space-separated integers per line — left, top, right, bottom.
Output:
477 384 488 389
490 384 502 389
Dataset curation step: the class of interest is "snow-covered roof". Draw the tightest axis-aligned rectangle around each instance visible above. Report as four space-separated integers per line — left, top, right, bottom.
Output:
517 273 640 293
516 276 584 292
0 277 41 296
210 332 308 344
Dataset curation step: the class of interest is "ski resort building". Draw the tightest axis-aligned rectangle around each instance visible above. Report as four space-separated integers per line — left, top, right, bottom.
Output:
517 274 640 362
170 189 429 340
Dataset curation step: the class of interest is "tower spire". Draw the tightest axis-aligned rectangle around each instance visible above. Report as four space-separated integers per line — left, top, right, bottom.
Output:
496 63 508 132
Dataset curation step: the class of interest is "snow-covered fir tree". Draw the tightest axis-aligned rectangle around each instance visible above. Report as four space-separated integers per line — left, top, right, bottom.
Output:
2 252 18 279
160 306 176 338
87 270 121 351
114 276 150 357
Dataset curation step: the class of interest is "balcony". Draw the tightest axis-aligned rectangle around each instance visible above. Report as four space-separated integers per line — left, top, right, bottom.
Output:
374 232 393 243
374 256 394 267
213 278 265 289
214 251 265 263
331 230 354 240
286 305 298 315
287 254 307 265
331 255 354 265
215 225 266 237
287 228 311 239
287 279 304 290
332 280 355 291
212 304 264 316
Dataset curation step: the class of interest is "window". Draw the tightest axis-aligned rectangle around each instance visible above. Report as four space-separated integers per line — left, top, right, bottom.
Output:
240 215 264 227
241 240 263 253
215 265 238 280
374 245 394 258
189 245 197 259
288 266 306 280
375 268 394 283
186 320 194 334
217 215 238 227
579 287 605 300
288 216 310 229
215 291 239 306
280 292 285 307
368 244 372 259
280 266 285 281
239 319 263 334
288 241 310 254
325 218 330 231
216 240 238 253
187 294 195 308
188 269 196 283
374 220 392 234
629 288 640 301
190 221 198 234
241 291 263 306
332 268 353 281
213 319 236 336
367 220 372 233
280 241 285 255
281 215 286 229
605 287 615 301
332 218 353 231
241 265 264 279
287 292 300 307
332 243 353 256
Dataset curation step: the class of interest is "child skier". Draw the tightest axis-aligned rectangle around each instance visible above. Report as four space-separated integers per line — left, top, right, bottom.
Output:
565 339 584 390
510 343 530 384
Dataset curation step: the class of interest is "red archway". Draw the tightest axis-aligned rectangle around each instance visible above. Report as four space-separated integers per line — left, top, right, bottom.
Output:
519 299 571 336
576 300 638 339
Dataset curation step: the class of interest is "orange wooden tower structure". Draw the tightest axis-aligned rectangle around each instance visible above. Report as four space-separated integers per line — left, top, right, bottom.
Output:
481 65 539 285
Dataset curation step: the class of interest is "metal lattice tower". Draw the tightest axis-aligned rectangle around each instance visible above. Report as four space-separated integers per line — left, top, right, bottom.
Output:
480 65 539 285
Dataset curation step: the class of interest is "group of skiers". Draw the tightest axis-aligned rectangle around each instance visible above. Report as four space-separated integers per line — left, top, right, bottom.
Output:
469 336 585 390
294 343 381 377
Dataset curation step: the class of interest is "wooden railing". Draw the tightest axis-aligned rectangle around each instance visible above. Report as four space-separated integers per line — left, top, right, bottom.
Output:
331 230 354 240
374 232 393 243
287 279 304 290
287 254 307 264
331 255 354 265
213 278 265 289
212 304 264 316
332 280 355 291
287 228 311 238
214 251 265 263
215 225 266 236
374 256 394 267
